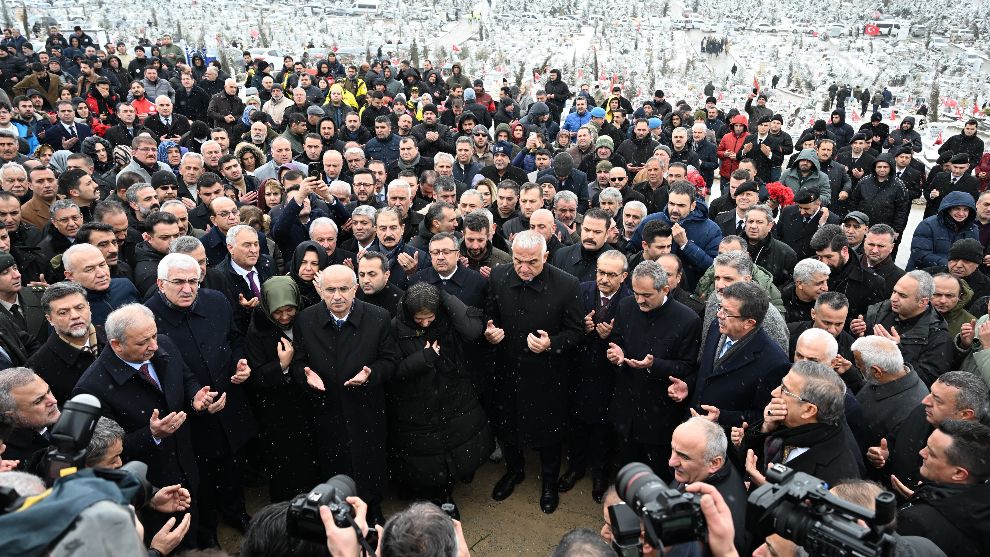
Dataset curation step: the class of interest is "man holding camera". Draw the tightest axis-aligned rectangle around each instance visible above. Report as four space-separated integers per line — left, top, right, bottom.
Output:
72 303 226 549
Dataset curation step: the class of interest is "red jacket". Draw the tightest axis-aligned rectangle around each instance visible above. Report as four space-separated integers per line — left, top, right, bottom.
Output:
717 114 749 178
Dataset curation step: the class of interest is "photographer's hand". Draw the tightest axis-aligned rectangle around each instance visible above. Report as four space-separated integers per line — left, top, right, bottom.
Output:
0 458 18 472
684 483 740 557
151 513 191 556
150 484 192 513
452 519 470 557
320 496 382 557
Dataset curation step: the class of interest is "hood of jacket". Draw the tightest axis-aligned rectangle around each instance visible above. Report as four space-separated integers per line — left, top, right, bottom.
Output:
663 197 710 224
829 109 846 126
901 116 916 130
791 148 823 172
729 114 748 132
937 191 977 229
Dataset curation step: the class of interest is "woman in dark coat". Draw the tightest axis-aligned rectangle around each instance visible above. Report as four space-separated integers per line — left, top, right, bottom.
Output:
244 277 320 502
389 283 494 511
289 241 328 308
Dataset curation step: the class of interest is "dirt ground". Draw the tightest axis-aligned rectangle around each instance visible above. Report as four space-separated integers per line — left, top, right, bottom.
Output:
219 452 604 556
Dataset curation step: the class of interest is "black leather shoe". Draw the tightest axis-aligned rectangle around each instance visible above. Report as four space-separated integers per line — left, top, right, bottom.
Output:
491 470 525 501
592 476 609 503
540 479 560 513
558 469 585 492
222 512 252 534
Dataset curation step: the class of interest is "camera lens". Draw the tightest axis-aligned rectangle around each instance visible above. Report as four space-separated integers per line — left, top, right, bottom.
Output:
325 475 356 500
616 462 667 511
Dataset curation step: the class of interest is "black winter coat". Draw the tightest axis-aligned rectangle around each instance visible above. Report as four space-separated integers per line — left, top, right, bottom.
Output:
898 481 990 557
291 299 400 500
388 291 493 489
849 175 911 234
146 289 257 456
747 236 797 286
486 263 583 447
774 206 842 260
244 307 320 502
571 282 631 424
608 296 701 445
865 302 951 387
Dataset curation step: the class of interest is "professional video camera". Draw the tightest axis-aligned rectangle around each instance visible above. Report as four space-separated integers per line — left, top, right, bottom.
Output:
44 393 102 483
614 462 706 550
748 464 896 557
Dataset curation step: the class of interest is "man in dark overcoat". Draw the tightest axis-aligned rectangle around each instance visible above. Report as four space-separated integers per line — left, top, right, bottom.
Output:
291 264 400 526
145 253 256 541
72 303 224 549
606 260 702 484
484 230 583 514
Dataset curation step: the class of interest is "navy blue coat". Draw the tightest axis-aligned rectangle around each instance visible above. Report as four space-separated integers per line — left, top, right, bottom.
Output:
72 334 201 493
571 281 631 423
86 278 140 327
368 240 430 290
609 295 702 444
145 289 257 456
688 323 791 427
43 121 93 152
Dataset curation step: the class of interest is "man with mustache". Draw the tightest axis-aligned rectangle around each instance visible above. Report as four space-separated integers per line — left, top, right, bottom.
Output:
551 208 614 282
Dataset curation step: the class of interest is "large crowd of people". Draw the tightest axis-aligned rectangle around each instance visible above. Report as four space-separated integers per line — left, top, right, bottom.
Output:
0 25 989 557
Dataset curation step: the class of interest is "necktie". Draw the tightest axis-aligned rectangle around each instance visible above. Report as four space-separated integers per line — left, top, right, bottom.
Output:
164 118 171 127
952 177 959 184
600 295 609 308
247 270 261 298
8 303 24 328
137 363 161 391
719 338 735 359
335 318 346 329
735 220 744 235
896 171 902 179
68 125 76 138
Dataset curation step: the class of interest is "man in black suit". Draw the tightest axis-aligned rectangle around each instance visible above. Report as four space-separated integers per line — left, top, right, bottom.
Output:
774 188 841 260
0 367 59 468
606 260 702 483
146 252 255 542
671 281 791 428
102 102 151 148
484 230 584 514
409 232 487 309
924 153 980 219
0 252 46 344
26 282 103 406
143 95 191 144
73 303 224 549
559 250 630 502
186 173 224 232
291 265 400 526
43 100 92 153
217 224 275 334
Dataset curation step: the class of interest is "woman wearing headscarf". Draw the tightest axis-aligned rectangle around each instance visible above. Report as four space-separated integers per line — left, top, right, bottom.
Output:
244 276 320 502
157 139 185 174
388 283 494 515
289 241 328 309
81 135 117 193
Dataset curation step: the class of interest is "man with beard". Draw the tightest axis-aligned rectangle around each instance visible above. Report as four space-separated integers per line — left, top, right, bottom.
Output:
26 281 103 406
809 224 885 324
124 182 161 234
861 224 905 297
479 141 528 185
365 116 401 165
886 116 922 153
552 208 613 282
744 205 797 287
411 105 454 161
459 210 511 278
369 206 427 289
501 182 570 242
132 211 181 295
938 119 985 168
344 169 381 211
0 367 61 467
485 230 583 513
76 222 134 280
836 133 875 189
387 137 433 182
617 119 658 175
846 154 911 242
355 250 404 318
814 139 851 210
20 166 57 229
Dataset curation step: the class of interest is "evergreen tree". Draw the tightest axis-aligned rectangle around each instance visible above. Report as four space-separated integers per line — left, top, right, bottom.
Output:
410 38 420 68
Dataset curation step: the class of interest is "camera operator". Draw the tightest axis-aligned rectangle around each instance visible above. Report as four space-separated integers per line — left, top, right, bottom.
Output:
741 361 860 487
829 480 944 557
893 420 990 557
0 367 59 472
668 417 747 552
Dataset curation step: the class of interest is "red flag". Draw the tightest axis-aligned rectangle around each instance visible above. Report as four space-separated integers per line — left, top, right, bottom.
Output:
934 130 944 145
975 103 982 115
451 44 461 53
890 110 896 120
753 75 760 92
864 24 880 36
956 106 963 118
717 92 724 102
851 111 860 123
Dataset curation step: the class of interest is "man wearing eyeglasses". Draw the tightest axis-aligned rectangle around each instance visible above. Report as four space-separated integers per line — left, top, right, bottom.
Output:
39 199 83 283
146 252 255 546
673 280 790 430
410 232 487 309
740 360 860 489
